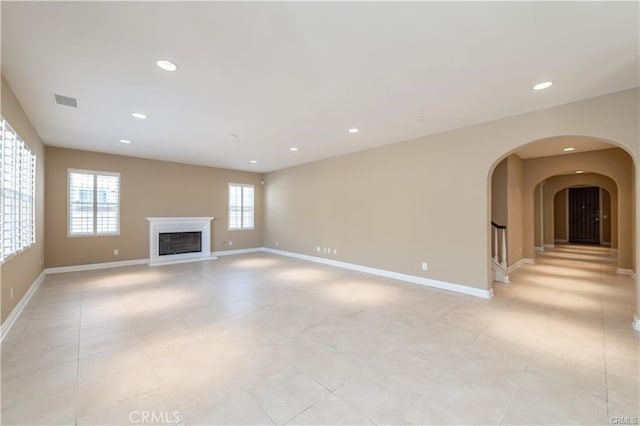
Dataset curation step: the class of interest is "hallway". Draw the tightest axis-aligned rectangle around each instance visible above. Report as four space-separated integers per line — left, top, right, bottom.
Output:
493 244 639 423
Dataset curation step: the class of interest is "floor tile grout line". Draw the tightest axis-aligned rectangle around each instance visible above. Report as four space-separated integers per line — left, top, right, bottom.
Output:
74 280 84 426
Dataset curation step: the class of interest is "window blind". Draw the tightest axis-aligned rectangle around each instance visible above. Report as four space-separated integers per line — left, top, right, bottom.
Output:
1 117 36 262
68 170 119 236
229 183 254 230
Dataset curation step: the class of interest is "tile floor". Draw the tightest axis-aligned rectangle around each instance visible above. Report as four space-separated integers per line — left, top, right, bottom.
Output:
1 245 638 425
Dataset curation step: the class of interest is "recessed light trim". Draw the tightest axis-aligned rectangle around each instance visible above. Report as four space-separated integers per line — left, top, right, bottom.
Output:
289 147 298 152
563 147 575 152
576 170 584 174
119 139 131 144
131 112 147 119
250 160 258 164
156 59 178 72
533 81 553 91
348 128 359 134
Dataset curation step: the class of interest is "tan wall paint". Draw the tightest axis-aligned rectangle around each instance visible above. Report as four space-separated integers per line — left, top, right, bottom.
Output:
45 148 263 267
553 189 568 241
507 154 524 264
0 77 46 324
602 189 612 244
545 173 618 248
265 89 639 294
491 158 508 226
523 149 633 269
534 184 543 247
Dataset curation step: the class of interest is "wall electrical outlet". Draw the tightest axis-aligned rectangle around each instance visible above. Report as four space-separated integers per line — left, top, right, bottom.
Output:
10 288 13 299
422 262 428 271
229 241 233 246
275 241 279 246
316 246 320 252
334 249 337 255
113 249 119 256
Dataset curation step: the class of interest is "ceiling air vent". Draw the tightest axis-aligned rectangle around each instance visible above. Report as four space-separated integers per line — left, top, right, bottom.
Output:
54 94 77 108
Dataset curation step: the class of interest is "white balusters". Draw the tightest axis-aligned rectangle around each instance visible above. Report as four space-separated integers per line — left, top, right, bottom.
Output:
500 228 507 269
491 222 509 283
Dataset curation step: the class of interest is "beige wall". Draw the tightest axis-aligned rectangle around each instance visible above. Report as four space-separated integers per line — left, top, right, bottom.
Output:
506 154 523 265
534 184 544 248
265 88 639 292
491 158 507 226
602 189 612 244
523 149 633 269
0 77 46 324
45 148 263 267
553 189 567 242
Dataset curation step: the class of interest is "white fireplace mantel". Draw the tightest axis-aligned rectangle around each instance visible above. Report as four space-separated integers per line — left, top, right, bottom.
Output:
147 217 216 266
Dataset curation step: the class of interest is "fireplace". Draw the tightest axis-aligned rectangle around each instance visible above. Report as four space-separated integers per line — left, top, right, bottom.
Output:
159 232 202 256
147 217 215 266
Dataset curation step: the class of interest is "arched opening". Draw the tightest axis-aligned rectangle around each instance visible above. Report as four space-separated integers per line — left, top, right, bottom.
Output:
488 135 637 329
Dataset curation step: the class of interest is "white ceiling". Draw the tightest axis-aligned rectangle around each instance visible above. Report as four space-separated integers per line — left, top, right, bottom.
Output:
514 135 616 159
2 2 638 172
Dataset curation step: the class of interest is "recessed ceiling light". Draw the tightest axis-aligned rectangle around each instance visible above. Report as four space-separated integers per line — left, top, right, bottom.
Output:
119 139 131 144
533 81 553 91
156 59 178 72
348 128 359 134
289 147 298 152
563 147 575 152
576 170 584 174
131 112 147 119
250 160 258 164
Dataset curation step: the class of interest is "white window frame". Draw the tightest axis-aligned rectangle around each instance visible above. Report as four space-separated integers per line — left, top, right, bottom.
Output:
228 183 255 231
1 117 36 263
67 168 120 237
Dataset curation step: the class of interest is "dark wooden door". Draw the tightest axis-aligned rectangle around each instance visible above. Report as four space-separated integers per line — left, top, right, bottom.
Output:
569 187 600 244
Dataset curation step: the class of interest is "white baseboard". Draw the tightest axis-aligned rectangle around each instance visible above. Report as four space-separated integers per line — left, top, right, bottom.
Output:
1 270 46 343
616 268 636 278
213 248 264 256
148 256 219 267
45 258 148 274
633 315 640 332
543 243 555 248
534 246 544 252
262 248 493 299
508 258 535 273
554 239 568 243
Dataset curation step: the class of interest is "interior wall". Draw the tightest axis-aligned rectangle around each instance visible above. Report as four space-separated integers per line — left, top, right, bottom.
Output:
534 183 543 248
554 189 568 242
0 76 46 324
491 158 508 226
524 150 632 268
507 154 524 264
45 147 264 268
602 189 612 244
265 88 639 291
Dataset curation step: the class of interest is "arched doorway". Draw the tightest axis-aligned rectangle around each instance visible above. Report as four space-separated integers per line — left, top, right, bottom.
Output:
488 135 637 329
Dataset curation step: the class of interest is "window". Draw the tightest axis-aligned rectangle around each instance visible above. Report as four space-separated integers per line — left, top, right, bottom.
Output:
229 183 254 230
68 169 119 236
1 117 36 262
